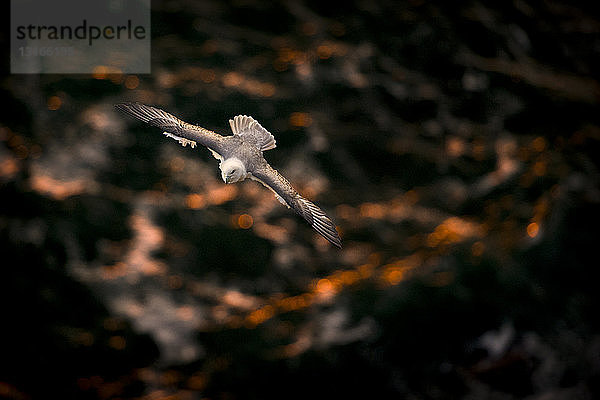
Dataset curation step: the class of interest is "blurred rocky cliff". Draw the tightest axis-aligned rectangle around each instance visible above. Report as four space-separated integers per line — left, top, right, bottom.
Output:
1 1 599 399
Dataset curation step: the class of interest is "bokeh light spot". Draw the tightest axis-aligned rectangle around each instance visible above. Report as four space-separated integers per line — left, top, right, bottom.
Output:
527 222 539 238
125 75 140 89
47 95 62 110
200 69 216 83
290 112 313 127
185 193 205 209
237 214 253 229
108 336 126 350
92 65 108 79
317 45 333 59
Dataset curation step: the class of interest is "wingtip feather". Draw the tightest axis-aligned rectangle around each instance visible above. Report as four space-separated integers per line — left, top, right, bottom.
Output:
313 221 342 248
114 103 131 113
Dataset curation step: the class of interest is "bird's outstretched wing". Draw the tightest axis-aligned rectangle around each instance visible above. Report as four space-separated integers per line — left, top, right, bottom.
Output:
229 115 276 152
115 103 227 157
251 163 342 248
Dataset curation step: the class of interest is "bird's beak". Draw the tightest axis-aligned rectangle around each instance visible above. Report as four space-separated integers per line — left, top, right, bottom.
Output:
222 172 233 184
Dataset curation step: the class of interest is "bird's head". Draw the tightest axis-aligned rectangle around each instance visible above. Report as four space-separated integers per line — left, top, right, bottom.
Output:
220 157 246 184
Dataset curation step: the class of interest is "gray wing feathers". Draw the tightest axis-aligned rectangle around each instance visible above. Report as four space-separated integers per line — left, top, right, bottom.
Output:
115 103 225 154
229 115 276 152
252 164 341 248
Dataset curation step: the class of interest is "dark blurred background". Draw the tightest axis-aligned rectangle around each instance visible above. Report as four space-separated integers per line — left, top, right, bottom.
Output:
1 1 600 399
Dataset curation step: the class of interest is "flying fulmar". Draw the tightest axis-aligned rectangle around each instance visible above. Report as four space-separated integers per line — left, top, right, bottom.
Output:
115 103 342 248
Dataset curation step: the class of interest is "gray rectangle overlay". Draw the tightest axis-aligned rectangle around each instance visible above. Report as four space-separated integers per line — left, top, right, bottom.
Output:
11 0 150 74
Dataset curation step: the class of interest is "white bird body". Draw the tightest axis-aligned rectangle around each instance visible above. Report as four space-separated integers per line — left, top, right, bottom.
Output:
115 103 342 248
